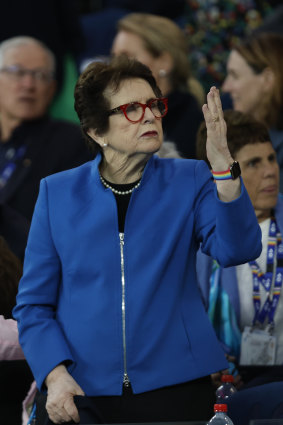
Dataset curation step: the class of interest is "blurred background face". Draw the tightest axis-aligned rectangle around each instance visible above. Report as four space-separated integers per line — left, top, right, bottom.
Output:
112 31 155 71
222 50 267 117
235 142 279 222
0 43 56 125
112 31 169 91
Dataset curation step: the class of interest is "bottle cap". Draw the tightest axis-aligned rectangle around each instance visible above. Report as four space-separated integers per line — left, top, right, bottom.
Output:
221 374 234 383
214 404 228 412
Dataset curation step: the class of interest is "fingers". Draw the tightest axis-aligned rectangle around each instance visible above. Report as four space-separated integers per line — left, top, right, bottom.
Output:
225 354 236 363
64 396 81 423
203 86 223 125
214 87 224 119
45 366 85 424
46 394 80 424
207 87 219 122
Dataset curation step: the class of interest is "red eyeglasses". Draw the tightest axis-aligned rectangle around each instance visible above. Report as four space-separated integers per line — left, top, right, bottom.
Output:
108 97 168 123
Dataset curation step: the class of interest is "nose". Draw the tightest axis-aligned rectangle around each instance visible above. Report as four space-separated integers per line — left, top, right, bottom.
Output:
142 105 155 123
263 161 278 178
20 72 37 88
222 76 231 93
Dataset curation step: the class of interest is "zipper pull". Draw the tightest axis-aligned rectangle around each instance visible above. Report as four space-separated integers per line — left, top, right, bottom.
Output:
123 373 130 387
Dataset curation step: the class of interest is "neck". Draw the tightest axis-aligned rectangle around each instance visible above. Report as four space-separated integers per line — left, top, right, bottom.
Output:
0 115 22 142
252 105 268 129
99 151 150 184
256 209 273 223
156 77 172 97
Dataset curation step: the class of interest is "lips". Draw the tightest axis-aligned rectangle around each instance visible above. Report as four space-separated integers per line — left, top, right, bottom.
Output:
18 97 35 103
140 131 158 137
261 185 278 193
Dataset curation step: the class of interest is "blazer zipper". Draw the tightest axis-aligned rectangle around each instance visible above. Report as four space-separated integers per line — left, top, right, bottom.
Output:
119 232 130 387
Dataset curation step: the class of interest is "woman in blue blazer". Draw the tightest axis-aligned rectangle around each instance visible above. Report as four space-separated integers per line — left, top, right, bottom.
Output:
13 56 261 424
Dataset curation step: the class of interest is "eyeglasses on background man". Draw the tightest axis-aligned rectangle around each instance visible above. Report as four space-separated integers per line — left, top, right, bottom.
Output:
0 65 54 83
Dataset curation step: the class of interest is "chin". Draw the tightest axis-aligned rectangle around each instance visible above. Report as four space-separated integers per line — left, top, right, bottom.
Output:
233 102 244 113
18 107 46 120
140 140 162 153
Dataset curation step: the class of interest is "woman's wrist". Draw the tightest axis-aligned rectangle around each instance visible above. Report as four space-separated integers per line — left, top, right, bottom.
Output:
215 178 241 202
209 154 234 172
45 363 68 387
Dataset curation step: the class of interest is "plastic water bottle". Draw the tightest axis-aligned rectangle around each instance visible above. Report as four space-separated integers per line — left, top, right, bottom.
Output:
215 374 237 402
207 404 234 425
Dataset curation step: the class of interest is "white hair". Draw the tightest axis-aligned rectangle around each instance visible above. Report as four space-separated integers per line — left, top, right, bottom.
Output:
0 36 56 72
157 141 181 159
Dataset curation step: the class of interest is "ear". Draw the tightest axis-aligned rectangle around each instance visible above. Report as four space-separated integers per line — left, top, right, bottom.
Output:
261 67 275 92
156 51 173 74
87 128 106 148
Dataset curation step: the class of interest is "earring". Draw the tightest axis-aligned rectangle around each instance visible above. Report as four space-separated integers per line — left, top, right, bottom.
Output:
159 69 167 78
102 142 108 147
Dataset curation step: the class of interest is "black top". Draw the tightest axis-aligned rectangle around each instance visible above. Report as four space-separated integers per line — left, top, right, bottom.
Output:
103 179 140 233
162 90 203 159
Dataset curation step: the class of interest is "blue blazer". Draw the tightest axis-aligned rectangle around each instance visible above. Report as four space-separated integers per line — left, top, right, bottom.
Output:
13 154 261 395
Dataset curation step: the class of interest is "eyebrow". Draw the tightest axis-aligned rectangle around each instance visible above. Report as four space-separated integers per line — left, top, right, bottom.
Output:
227 69 238 77
243 156 261 164
124 97 156 104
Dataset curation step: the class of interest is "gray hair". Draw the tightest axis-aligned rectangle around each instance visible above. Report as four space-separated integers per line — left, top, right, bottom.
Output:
0 36 56 72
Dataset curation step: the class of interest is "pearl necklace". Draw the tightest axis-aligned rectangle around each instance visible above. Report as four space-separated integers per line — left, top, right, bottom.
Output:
99 172 141 195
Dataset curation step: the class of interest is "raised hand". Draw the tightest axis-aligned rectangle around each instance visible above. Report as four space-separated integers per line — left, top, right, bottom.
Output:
202 86 240 201
202 86 233 171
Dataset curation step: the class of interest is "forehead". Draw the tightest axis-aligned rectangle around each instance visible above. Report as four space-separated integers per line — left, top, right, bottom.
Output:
3 43 51 68
227 50 253 74
106 78 156 106
112 31 146 56
236 142 275 161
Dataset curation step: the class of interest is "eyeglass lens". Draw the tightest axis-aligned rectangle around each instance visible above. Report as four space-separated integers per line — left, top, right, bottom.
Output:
0 65 53 82
125 99 167 122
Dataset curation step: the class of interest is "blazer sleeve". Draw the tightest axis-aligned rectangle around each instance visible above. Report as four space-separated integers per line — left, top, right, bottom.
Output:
13 179 75 391
193 160 262 267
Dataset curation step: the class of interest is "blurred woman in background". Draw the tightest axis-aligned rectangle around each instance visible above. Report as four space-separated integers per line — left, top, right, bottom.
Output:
222 32 283 191
112 12 204 159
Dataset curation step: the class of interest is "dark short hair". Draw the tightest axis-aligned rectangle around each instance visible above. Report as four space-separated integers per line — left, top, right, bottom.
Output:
196 109 271 167
74 55 162 154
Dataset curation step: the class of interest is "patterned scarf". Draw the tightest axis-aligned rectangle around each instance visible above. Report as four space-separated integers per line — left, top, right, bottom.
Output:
208 259 242 360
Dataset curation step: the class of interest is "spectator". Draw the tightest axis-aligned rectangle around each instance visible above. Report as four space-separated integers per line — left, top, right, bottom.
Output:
197 109 283 386
0 204 29 262
0 236 22 319
13 57 261 424
185 0 275 92
0 315 24 360
222 32 283 191
111 13 204 158
0 36 92 222
0 238 33 425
